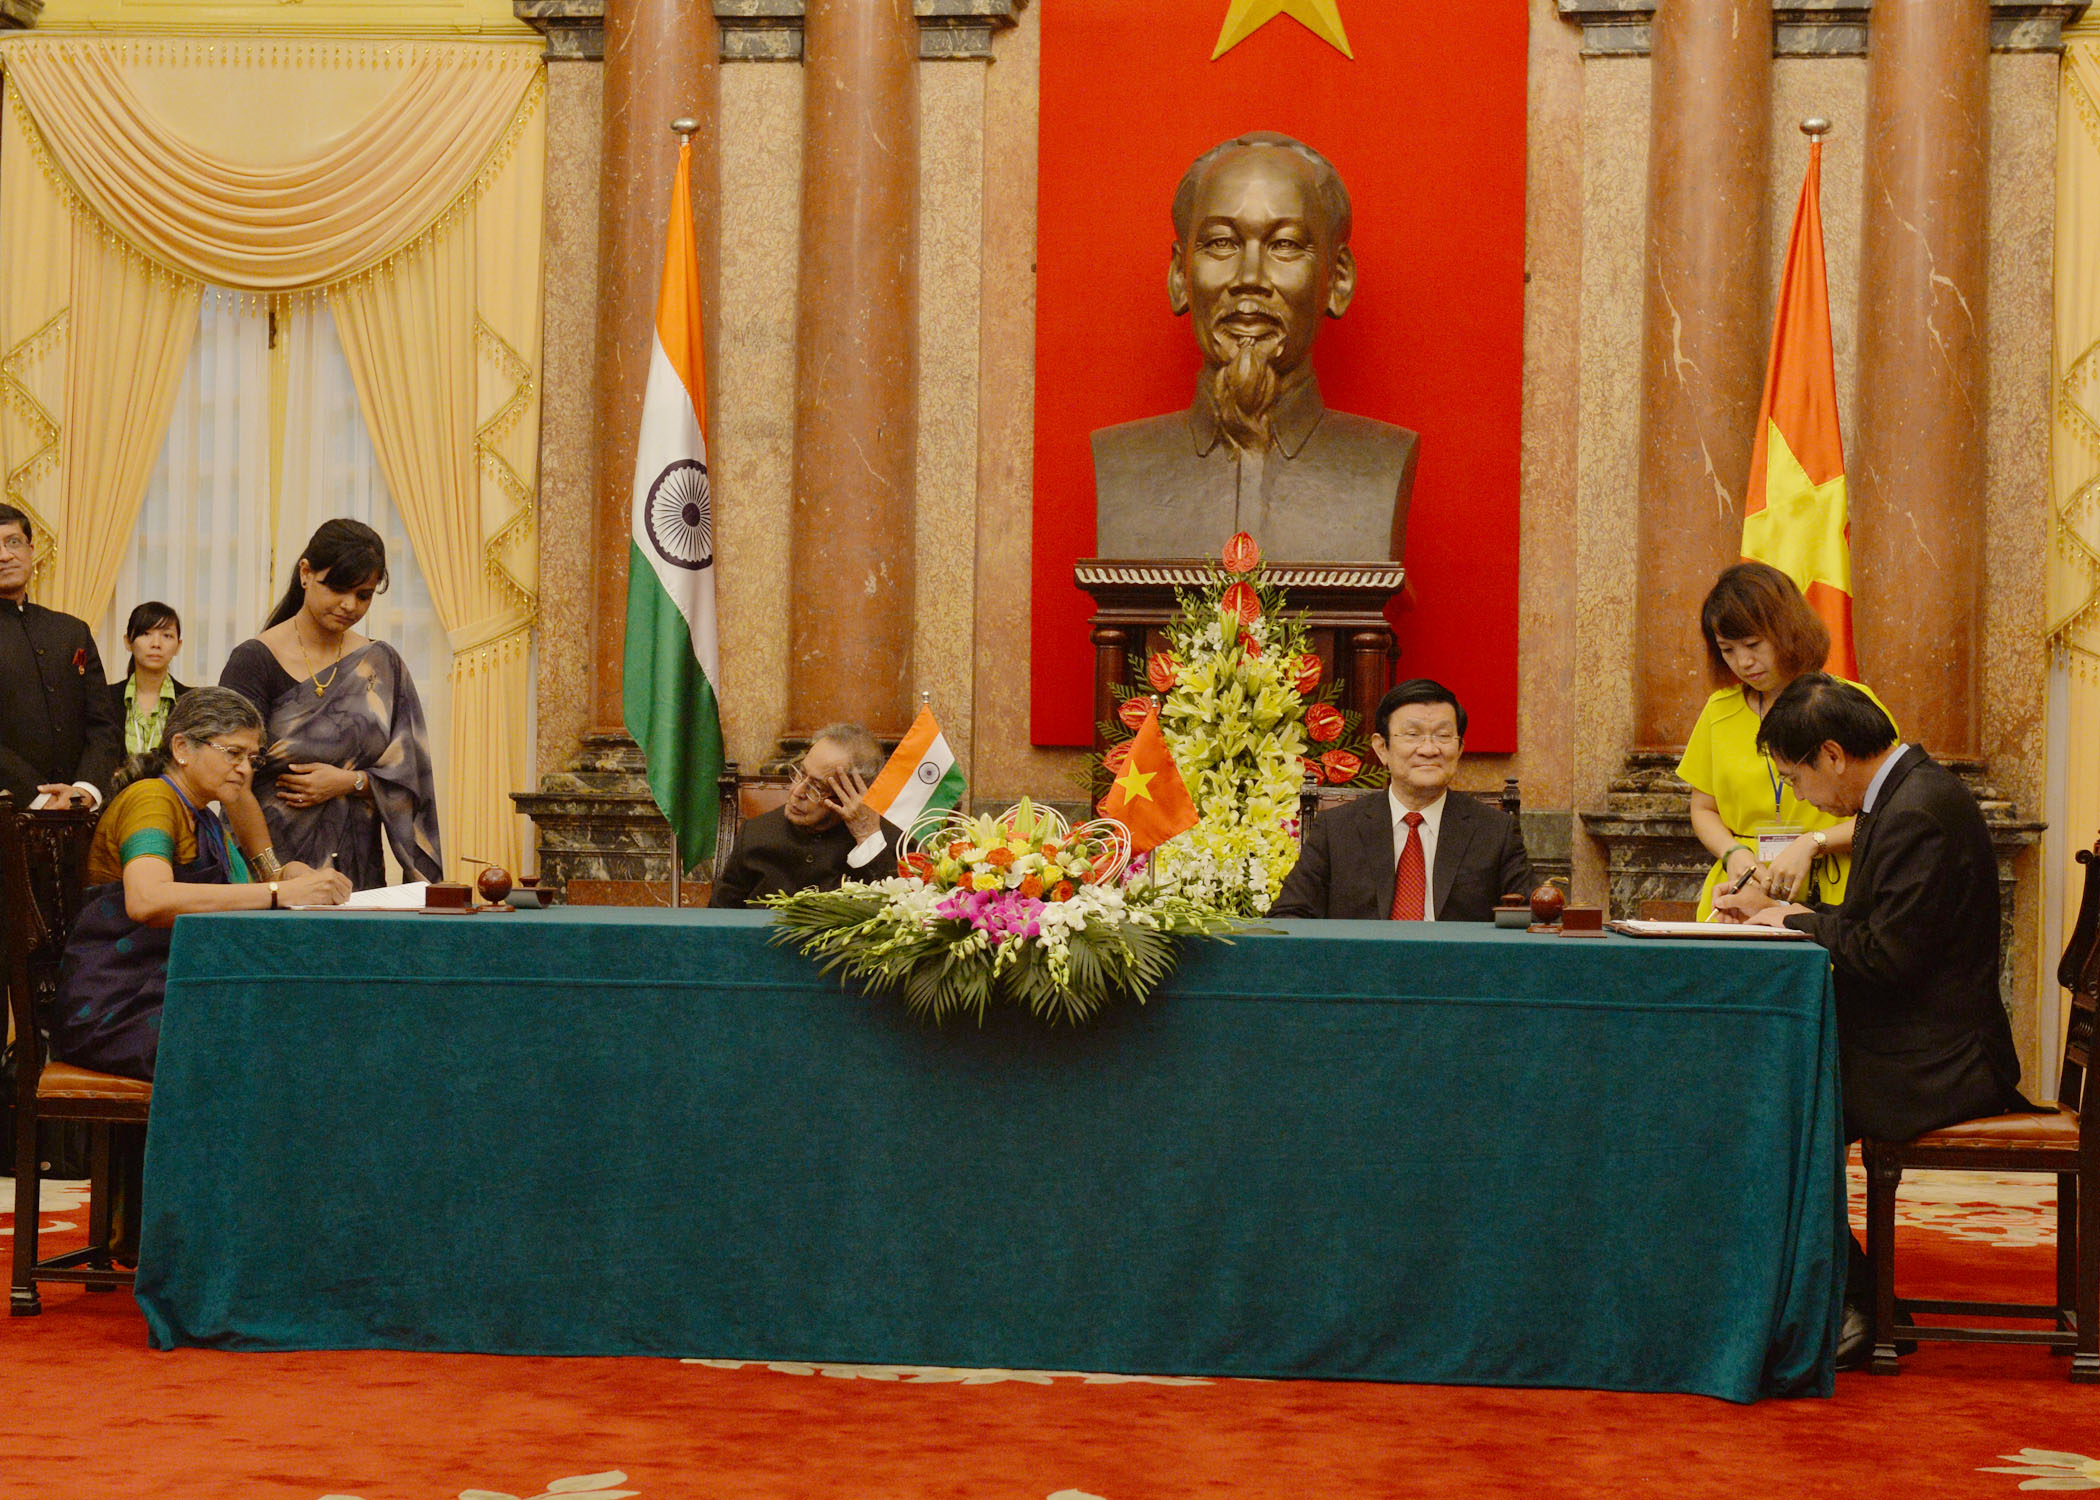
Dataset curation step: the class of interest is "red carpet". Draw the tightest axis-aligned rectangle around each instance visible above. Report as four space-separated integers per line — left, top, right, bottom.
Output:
3 1166 2094 1499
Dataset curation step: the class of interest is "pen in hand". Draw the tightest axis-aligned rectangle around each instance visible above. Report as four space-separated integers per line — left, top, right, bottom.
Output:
1724 863 1760 896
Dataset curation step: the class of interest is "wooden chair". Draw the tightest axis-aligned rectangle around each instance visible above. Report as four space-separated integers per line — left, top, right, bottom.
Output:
695 763 797 904
1298 776 1522 830
1860 840 2100 1382
2 792 150 1316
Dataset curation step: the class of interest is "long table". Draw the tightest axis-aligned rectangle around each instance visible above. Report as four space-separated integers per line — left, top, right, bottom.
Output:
135 909 1844 1401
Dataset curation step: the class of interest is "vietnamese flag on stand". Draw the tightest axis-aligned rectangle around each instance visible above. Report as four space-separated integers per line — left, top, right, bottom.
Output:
1742 132 1858 679
1098 703 1199 856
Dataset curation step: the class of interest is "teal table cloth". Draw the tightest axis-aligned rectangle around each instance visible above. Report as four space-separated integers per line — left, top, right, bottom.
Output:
136 910 1845 1401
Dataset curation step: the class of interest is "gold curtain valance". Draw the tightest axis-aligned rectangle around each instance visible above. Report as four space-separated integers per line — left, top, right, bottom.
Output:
0 38 540 291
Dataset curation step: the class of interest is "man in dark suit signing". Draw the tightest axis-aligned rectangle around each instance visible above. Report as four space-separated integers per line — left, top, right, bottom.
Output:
711 723 903 909
0 504 121 811
1715 674 2032 1363
1271 678 1531 922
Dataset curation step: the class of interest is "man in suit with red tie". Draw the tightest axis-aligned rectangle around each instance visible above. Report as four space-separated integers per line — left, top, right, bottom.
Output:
1271 678 1531 922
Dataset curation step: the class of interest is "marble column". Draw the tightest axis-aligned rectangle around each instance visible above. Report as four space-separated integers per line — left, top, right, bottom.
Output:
1630 0 1771 750
1855 0 1990 759
589 0 719 734
788 0 920 740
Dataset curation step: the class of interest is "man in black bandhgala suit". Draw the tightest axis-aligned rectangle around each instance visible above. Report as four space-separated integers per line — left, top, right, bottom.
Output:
711 723 903 909
0 504 120 810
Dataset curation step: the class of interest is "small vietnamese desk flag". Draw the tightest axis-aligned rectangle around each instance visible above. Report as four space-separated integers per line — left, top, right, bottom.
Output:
623 135 727 873
1098 703 1199 857
1742 130 1858 679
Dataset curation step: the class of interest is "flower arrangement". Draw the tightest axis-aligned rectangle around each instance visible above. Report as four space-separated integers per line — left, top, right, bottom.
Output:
762 799 1240 1025
1097 533 1384 916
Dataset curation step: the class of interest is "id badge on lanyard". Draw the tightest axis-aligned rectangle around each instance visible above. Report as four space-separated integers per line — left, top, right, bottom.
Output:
1756 756 1803 865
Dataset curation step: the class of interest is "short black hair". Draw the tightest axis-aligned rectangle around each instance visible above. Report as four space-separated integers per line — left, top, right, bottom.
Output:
1373 678 1466 741
0 502 30 543
1756 674 1897 763
124 600 181 641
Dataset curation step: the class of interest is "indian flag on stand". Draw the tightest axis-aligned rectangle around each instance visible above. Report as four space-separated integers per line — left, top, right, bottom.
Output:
1742 126 1858 678
624 135 726 873
865 705 967 832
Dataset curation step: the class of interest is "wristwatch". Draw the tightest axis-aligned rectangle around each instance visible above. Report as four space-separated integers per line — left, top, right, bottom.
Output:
353 771 368 795
268 881 280 910
1809 830 1828 852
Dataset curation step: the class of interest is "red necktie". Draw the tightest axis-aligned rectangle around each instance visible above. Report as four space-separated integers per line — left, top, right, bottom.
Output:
1391 810 1426 921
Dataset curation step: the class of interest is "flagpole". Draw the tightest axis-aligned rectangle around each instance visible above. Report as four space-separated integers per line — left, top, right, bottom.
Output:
666 114 701 912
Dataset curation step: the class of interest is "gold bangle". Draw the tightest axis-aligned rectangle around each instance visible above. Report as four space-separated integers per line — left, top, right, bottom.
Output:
253 847 285 881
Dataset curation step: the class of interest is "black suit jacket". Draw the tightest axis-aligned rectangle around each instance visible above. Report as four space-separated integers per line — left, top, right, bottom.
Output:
1783 747 2029 1141
1270 789 1532 923
710 807 903 910
0 598 121 804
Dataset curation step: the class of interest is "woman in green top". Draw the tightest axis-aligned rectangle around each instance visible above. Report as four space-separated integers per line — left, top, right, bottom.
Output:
107 601 188 757
1677 562 1896 920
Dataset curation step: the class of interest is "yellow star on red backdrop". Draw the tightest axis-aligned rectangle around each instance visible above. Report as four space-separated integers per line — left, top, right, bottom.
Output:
1212 0 1353 60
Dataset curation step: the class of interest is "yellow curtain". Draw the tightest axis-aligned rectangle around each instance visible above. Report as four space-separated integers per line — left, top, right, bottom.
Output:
330 85 545 877
1 40 538 290
0 37 545 878
2048 41 2100 1047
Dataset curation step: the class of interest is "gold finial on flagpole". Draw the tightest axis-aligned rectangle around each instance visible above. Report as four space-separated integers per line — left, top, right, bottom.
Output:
670 117 701 137
1800 117 1832 141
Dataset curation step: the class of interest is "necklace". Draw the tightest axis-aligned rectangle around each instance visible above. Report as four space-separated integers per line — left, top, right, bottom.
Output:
296 615 344 697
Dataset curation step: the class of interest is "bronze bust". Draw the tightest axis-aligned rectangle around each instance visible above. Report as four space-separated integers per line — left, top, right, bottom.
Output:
1092 132 1417 562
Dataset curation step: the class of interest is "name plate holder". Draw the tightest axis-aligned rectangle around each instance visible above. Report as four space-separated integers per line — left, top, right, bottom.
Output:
1072 557 1410 769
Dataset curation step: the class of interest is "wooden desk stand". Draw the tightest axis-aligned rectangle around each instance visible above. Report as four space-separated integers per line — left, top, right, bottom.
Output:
1073 558 1409 765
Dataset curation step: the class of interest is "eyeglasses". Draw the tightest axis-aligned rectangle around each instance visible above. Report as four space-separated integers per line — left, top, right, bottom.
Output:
203 740 261 768
1390 731 1461 750
0 535 31 555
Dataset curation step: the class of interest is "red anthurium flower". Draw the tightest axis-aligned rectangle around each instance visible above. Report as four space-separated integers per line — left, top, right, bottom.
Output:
1300 755 1323 781
1104 741 1132 773
1220 581 1261 625
1321 749 1363 785
898 852 934 880
1294 653 1322 695
1117 695 1157 732
1146 651 1177 693
1241 633 1263 659
1304 703 1345 743
1221 532 1261 574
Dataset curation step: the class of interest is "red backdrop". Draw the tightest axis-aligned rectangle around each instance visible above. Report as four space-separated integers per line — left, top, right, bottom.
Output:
1032 1 1529 751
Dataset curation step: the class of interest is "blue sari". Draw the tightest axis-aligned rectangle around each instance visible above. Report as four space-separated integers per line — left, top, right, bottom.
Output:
51 777 246 1082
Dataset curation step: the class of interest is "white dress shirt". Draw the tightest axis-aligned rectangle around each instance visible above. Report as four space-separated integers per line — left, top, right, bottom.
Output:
1861 744 1910 815
1387 786 1448 923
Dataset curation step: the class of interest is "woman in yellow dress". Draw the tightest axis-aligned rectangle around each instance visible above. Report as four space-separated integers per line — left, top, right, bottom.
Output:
1677 562 1897 919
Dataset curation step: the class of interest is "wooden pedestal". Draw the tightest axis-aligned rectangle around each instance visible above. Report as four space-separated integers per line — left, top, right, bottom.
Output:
1073 558 1409 761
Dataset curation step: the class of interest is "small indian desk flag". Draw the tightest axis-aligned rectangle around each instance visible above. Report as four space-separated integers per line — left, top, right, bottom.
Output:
1742 127 1858 678
865 704 967 831
623 135 726 873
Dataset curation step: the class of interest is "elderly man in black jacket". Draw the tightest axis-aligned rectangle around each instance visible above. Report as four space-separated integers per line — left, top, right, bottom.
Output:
711 723 902 909
1716 673 2033 1363
0 504 120 810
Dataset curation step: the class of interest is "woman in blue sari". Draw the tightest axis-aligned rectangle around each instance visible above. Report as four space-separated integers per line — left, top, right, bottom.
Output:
53 687 351 1080
219 519 443 891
